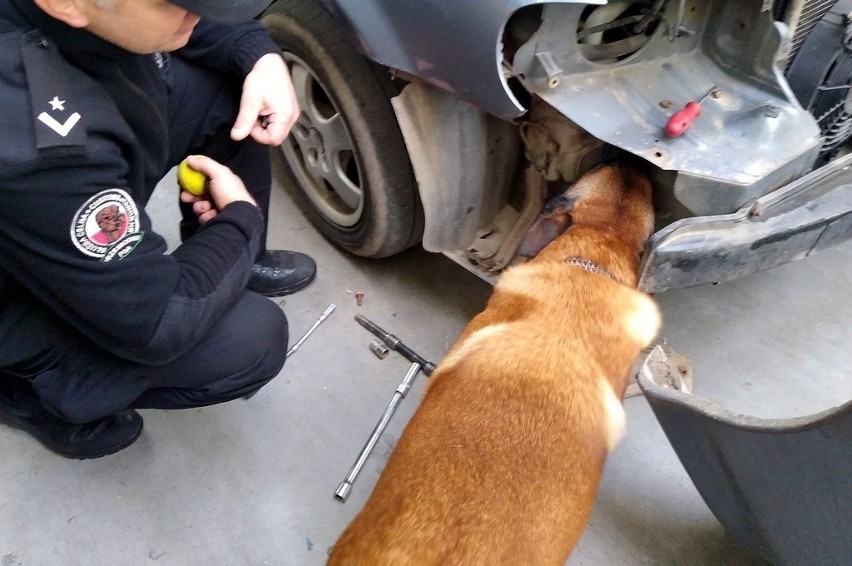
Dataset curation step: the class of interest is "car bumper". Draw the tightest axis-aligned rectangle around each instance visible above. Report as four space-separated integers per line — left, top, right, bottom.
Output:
637 345 852 565
639 153 852 293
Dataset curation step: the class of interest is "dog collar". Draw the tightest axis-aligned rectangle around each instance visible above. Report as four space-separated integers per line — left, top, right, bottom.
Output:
564 256 619 283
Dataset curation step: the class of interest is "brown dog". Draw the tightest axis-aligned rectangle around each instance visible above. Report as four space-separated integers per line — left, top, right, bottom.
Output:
328 163 661 565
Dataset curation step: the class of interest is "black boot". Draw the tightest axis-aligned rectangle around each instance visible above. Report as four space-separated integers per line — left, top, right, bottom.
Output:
0 379 143 459
248 250 317 297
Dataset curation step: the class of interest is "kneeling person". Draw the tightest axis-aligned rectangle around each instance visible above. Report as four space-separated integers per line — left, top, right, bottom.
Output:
0 0 314 458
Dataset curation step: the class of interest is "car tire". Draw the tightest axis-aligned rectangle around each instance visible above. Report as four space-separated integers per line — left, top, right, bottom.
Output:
260 0 424 258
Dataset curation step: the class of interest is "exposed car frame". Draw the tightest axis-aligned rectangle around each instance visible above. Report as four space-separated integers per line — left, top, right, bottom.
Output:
261 0 852 292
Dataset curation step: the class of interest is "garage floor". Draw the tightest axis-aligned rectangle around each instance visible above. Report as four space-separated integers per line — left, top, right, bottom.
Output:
2 172 850 566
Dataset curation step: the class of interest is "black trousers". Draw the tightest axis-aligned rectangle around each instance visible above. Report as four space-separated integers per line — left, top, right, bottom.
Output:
2 55 288 423
165 53 273 254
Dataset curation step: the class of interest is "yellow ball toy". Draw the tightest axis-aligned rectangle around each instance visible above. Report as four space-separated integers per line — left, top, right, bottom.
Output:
177 158 208 196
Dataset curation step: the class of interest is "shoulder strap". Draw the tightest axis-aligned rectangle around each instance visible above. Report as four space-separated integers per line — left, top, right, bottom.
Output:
20 29 87 153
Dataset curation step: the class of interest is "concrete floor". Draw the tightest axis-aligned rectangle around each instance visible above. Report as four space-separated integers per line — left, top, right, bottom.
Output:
2 171 851 566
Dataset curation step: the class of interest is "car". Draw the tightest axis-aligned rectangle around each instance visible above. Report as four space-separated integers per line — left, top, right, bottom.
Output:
258 0 852 292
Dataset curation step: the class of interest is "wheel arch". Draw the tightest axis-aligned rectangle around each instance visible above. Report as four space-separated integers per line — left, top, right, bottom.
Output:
389 80 522 252
301 0 599 121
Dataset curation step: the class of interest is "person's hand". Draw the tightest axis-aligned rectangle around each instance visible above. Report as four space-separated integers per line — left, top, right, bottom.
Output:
178 155 257 225
230 53 299 145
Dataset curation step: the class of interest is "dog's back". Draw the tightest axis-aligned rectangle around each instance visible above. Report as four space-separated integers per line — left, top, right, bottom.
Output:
329 163 660 565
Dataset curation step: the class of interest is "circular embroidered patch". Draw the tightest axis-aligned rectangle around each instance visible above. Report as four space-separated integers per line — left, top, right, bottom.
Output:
71 189 142 260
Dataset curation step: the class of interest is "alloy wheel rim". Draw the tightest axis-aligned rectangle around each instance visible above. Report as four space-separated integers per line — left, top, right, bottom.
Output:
279 53 364 228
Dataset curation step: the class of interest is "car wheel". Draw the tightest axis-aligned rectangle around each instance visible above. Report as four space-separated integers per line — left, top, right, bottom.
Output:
260 0 423 258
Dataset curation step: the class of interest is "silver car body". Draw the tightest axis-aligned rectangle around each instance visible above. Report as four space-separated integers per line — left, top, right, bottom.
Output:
310 0 852 291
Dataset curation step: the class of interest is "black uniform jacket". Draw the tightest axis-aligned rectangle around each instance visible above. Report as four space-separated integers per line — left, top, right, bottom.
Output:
0 0 280 368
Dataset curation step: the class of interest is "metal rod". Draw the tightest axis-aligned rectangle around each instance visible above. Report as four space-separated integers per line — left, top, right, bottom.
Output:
354 314 436 375
244 302 336 401
334 362 422 502
287 303 336 358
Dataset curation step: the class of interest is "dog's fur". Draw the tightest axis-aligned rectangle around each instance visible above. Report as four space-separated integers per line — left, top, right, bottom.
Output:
328 163 661 565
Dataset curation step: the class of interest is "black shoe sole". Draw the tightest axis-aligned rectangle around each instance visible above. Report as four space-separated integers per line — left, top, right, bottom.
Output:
0 410 143 460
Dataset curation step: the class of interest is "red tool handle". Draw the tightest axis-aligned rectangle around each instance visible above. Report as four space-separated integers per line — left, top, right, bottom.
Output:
665 101 702 137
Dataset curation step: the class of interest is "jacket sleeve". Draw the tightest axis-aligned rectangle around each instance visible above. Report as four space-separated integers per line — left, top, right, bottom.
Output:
175 19 281 77
0 20 271 366
0 153 265 366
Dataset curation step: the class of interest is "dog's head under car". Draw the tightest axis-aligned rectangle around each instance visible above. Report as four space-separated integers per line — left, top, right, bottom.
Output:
518 163 655 287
